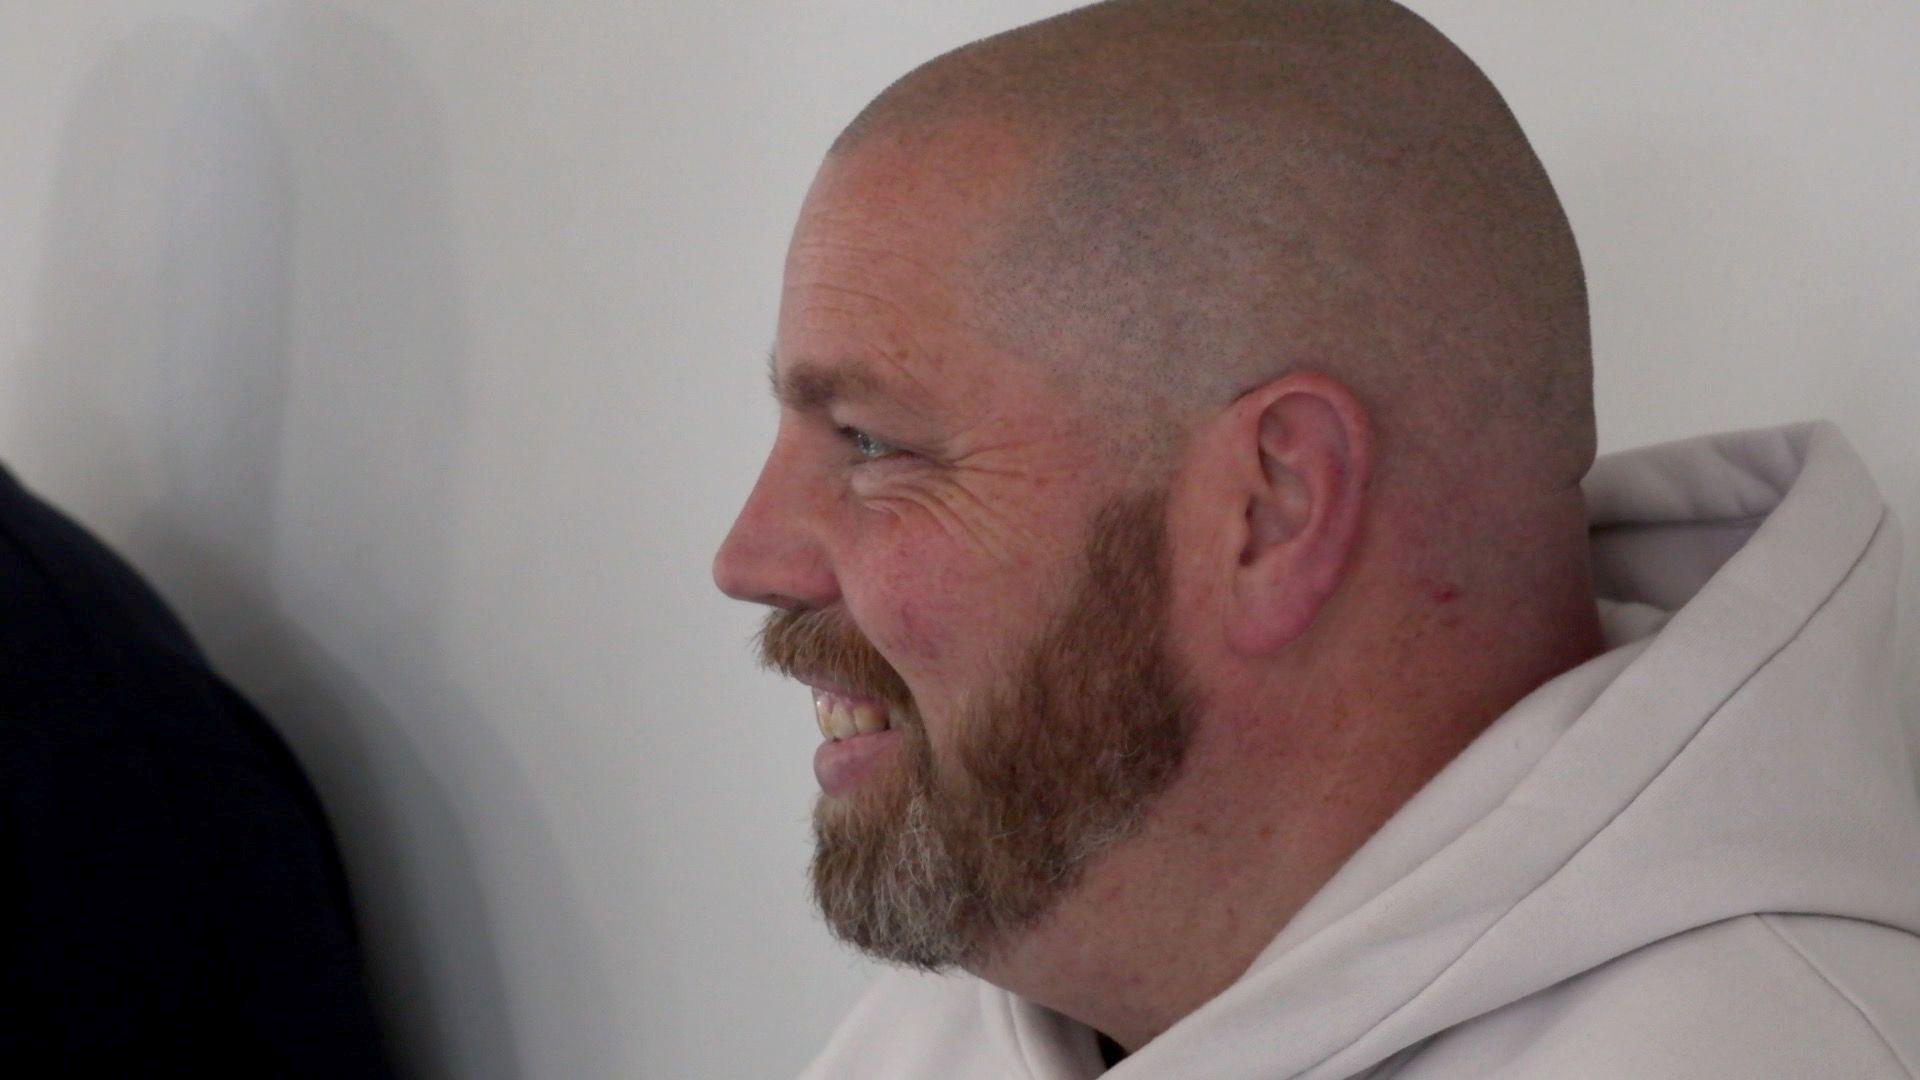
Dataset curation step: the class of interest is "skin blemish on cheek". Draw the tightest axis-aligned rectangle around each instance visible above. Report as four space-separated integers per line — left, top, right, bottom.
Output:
893 596 944 660
862 514 997 664
1421 579 1464 630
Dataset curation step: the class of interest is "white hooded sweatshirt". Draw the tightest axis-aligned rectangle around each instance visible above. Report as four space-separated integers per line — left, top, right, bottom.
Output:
799 421 1920 1079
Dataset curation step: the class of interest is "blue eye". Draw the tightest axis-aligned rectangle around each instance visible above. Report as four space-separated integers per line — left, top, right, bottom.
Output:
838 426 903 463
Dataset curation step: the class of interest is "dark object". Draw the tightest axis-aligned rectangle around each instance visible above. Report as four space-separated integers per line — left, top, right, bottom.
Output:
0 464 393 1076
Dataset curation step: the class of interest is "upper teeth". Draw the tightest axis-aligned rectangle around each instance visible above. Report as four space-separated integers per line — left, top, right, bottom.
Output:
814 689 892 741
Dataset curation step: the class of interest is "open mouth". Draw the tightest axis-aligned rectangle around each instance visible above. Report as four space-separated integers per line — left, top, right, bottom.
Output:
813 687 897 741
812 689 905 796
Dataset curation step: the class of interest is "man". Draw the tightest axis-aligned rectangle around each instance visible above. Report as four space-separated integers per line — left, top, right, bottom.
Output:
0 461 393 1075
713 1 1920 1075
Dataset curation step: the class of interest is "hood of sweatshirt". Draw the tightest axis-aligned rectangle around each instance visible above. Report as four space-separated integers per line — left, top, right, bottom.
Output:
800 420 1920 1079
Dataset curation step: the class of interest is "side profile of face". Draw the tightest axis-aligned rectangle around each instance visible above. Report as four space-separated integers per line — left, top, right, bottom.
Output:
713 127 1202 969
711 2 1613 1050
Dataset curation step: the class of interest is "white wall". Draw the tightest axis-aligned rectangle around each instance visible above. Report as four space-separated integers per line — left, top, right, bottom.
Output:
0 3 1912 1077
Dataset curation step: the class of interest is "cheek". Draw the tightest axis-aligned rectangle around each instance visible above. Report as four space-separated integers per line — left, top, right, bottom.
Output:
891 597 943 664
840 484 1076 691
849 530 992 676
862 552 962 667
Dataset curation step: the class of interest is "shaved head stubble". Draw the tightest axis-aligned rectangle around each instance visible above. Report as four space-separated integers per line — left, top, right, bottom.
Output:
757 488 1200 970
844 0 1596 499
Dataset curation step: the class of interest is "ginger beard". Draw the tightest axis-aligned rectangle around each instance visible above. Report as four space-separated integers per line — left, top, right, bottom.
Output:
756 487 1200 971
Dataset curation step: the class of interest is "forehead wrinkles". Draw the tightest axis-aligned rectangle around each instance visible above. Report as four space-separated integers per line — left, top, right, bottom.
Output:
779 230 954 402
781 137 1047 418
783 240 957 323
783 201 968 349
810 123 1129 403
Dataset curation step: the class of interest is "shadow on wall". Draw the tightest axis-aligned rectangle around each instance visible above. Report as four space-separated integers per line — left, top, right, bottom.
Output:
7 7 613 1078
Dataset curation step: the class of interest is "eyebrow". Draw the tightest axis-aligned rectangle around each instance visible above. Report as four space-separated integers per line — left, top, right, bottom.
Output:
767 350 907 412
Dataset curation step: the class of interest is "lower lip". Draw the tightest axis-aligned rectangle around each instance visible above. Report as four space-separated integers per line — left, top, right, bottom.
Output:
814 729 903 796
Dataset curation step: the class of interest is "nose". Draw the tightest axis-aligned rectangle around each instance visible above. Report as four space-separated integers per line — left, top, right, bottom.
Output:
712 447 838 610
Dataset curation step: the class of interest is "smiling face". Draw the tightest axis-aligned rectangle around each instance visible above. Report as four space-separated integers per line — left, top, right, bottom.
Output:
719 123 1131 763
755 487 1197 968
712 126 1201 967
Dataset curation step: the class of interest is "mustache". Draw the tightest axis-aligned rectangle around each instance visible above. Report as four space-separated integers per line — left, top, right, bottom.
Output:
755 607 914 709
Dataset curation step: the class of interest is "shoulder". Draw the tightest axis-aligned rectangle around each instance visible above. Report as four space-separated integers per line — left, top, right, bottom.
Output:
0 468 317 831
0 465 204 669
1390 914 1920 1079
0 471 355 940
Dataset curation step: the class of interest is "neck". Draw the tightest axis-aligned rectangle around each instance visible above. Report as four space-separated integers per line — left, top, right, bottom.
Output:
966 540 1608 1052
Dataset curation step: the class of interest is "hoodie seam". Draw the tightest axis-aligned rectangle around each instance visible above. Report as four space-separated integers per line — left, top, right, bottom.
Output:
1754 914 1916 1079
998 991 1046 1080
1589 512 1772 533
1300 505 1890 1078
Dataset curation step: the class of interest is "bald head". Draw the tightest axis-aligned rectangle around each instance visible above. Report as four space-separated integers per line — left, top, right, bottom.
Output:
832 0 1592 495
738 3 1611 1030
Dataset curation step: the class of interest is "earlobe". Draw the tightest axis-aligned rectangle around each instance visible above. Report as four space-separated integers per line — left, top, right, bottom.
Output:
1223 374 1371 658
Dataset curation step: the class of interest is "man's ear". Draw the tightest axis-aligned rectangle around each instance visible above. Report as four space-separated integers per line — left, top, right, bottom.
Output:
1220 372 1372 658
